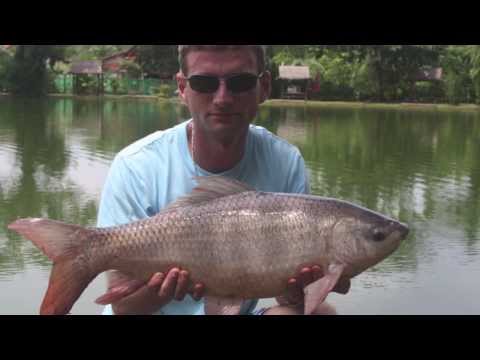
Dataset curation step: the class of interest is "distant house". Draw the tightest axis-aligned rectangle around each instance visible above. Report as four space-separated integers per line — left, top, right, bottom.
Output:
70 60 103 75
278 65 311 100
69 60 104 95
68 47 139 95
102 46 138 74
101 46 174 80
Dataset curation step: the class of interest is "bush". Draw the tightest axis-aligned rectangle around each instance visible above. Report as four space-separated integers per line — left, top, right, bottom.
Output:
444 71 470 105
310 81 355 101
414 81 445 103
156 83 175 98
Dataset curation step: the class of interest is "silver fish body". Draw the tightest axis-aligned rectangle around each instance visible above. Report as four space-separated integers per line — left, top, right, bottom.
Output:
8 176 409 314
87 193 407 298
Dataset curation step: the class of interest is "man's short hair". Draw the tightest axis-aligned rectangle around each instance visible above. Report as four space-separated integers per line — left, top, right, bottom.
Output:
178 45 267 76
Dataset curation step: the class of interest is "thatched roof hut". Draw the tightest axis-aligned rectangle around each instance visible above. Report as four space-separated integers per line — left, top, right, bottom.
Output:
278 65 311 80
70 61 103 75
69 61 103 95
278 65 311 100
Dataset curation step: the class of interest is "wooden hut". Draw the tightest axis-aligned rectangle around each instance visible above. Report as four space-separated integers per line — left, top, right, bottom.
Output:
278 65 311 100
69 60 103 95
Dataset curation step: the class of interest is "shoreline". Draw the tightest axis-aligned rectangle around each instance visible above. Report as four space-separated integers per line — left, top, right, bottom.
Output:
1 92 479 111
264 99 480 112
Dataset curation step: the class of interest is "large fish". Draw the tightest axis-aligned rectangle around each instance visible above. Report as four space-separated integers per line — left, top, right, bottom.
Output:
7 176 409 315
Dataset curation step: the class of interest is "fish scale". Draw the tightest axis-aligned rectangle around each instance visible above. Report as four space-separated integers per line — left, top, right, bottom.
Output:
83 192 395 298
7 176 409 314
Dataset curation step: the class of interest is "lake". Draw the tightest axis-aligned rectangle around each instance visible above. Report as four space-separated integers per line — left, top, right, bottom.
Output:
1 96 479 315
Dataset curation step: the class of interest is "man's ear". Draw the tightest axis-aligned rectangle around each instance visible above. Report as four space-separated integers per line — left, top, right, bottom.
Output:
176 72 188 105
259 71 272 104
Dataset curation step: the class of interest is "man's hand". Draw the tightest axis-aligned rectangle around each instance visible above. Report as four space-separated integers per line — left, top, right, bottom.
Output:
109 268 205 315
146 268 205 303
277 265 351 306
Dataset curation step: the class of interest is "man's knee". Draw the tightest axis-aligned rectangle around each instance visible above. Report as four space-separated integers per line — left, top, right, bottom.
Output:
313 302 337 315
263 305 303 315
262 302 337 315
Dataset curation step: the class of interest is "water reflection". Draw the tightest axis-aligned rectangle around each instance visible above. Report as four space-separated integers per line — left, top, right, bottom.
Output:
258 106 480 280
1 96 480 314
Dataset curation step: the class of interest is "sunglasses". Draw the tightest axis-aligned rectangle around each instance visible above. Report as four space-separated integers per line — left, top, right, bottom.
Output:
186 72 264 94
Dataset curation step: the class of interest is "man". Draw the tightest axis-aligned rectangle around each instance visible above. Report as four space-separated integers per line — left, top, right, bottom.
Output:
97 45 349 315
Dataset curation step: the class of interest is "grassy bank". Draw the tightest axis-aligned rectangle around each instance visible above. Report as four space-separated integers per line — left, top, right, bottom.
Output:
264 99 480 112
2 93 480 112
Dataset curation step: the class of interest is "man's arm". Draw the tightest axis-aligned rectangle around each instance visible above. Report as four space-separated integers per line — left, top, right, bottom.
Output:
98 156 204 314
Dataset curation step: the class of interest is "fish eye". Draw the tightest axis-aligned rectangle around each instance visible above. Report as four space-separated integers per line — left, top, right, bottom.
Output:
372 229 386 242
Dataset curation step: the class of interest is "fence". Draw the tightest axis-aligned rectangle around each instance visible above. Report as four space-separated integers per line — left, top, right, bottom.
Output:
53 74 174 96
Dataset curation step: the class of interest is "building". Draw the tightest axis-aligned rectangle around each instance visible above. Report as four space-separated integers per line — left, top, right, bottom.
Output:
102 46 138 74
69 60 103 95
278 65 311 100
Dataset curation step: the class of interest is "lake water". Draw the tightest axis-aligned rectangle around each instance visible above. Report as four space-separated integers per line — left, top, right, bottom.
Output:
1 96 479 315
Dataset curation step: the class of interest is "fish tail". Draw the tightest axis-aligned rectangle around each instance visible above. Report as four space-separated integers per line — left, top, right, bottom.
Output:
7 218 95 315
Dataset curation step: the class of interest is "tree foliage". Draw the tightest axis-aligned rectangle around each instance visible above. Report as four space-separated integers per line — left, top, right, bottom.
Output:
8 45 66 96
3 45 480 104
135 45 178 78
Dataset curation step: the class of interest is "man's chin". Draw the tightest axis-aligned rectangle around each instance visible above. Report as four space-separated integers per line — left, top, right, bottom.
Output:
209 114 239 124
208 121 249 140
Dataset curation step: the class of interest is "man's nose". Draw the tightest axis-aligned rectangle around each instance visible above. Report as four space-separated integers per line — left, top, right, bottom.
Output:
212 80 234 104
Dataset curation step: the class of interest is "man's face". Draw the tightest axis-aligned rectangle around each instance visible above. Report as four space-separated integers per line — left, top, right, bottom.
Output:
177 49 271 141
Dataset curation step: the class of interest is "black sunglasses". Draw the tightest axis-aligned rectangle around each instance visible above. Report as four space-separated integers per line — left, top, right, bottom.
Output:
186 72 264 94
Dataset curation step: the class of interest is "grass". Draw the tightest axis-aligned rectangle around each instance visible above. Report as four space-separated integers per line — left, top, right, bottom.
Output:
4 93 479 112
263 99 480 112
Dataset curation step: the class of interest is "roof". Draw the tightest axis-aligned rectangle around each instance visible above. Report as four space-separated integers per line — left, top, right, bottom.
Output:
102 46 138 73
102 46 137 62
278 65 311 80
70 61 103 74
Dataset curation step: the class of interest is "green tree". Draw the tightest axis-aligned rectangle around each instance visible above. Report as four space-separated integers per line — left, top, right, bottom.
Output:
64 45 129 61
356 45 440 101
136 45 178 78
464 45 480 104
269 45 442 102
0 49 13 91
440 46 473 105
8 45 66 96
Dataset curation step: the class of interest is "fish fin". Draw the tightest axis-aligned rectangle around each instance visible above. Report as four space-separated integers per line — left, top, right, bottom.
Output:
204 296 245 315
303 263 346 315
165 176 254 210
7 218 95 315
95 272 146 305
7 218 89 262
41 260 94 315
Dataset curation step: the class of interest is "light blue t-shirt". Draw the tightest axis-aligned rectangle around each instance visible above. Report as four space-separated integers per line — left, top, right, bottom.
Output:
97 120 310 315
